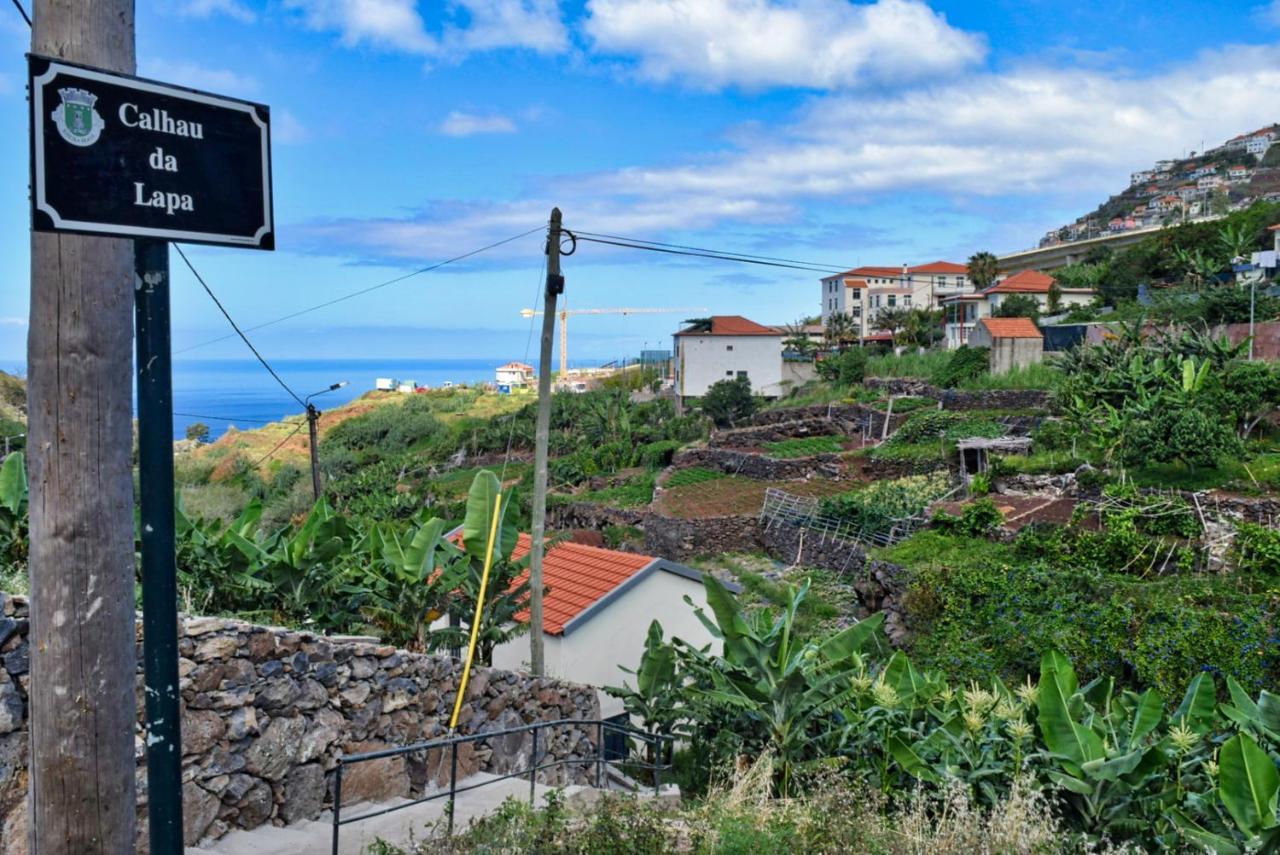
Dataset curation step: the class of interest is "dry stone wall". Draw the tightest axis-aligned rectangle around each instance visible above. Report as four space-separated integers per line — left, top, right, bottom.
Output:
0 593 599 851
643 515 762 560
671 448 844 481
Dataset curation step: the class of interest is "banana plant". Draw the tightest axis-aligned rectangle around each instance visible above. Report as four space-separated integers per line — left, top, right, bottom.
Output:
606 620 682 766
1035 651 1171 838
1174 731 1280 854
364 515 467 651
0 452 28 570
679 573 887 794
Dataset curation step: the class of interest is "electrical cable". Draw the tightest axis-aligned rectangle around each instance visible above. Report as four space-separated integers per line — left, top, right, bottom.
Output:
9 0 31 28
250 421 306 467
174 226 545 355
174 244 305 408
174 412 273 425
571 230 849 273
572 234 850 274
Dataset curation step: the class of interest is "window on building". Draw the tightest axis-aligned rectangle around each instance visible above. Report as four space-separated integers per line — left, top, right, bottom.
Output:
888 295 896 307
904 295 912 307
726 370 733 376
726 345 733 351
736 371 748 380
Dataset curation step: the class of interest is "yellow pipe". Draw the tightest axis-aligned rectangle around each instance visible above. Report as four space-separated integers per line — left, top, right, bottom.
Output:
449 492 503 730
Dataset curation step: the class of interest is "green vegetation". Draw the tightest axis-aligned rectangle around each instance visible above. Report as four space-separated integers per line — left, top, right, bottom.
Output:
700 376 757 427
819 472 953 537
605 573 1280 851
560 472 656 508
761 435 843 458
664 466 727 488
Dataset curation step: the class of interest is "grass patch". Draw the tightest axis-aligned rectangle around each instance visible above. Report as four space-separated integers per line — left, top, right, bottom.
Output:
1129 451 1280 493
955 361 1061 391
0 566 27 596
603 525 644 549
867 441 946 462
865 350 950 379
665 466 728 488
991 451 1089 476
762 383 848 410
693 553 848 640
573 472 656 508
872 529 1015 570
762 436 843 458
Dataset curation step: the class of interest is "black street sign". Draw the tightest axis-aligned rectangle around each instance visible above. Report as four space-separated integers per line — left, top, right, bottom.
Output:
29 55 274 249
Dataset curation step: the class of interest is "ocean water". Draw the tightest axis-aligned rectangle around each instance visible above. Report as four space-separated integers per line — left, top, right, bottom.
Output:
170 359 507 440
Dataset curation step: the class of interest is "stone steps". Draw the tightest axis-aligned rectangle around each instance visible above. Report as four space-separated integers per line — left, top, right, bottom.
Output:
187 773 588 855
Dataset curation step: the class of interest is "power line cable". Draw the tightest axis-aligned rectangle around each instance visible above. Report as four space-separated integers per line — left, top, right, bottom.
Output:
174 226 545 355
9 0 31 28
571 230 851 273
174 244 305 408
572 233 848 274
174 412 273 425
251 421 306 467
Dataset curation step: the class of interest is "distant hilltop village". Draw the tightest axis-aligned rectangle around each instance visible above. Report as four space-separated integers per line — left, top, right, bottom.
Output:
1040 124 1280 247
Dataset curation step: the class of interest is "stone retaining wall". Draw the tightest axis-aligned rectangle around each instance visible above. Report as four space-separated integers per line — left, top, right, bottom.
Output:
709 418 838 449
671 447 843 481
644 515 762 560
0 593 599 851
547 502 646 532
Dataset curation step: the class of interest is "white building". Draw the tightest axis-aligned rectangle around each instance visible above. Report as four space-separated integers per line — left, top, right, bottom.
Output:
819 261 968 335
1130 169 1155 185
940 270 1095 348
673 315 786 399
481 535 735 719
495 361 535 388
1198 174 1223 190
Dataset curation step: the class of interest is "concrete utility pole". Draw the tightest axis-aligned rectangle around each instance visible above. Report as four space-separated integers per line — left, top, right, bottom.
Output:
27 1 139 852
527 208 564 675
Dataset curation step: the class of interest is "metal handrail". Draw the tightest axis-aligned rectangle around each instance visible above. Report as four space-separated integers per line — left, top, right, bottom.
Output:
330 717 674 853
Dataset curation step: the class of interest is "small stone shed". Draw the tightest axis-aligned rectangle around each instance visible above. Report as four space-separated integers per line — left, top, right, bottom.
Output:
968 317 1044 374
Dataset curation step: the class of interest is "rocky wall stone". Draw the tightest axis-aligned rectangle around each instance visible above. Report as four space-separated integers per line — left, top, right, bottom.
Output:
643 514 762 560
0 593 600 850
671 448 844 481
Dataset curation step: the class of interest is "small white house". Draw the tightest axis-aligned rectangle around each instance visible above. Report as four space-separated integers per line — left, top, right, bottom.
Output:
673 315 786 400
495 361 536 388
453 534 735 720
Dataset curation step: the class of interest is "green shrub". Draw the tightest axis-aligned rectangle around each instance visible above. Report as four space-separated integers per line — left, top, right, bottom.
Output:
816 348 868 386
932 345 989 388
1231 522 1280 575
637 439 681 469
931 498 1003 537
700 376 757 427
820 472 952 537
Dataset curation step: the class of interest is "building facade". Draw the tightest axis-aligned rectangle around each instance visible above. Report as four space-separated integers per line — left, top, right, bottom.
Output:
673 315 786 398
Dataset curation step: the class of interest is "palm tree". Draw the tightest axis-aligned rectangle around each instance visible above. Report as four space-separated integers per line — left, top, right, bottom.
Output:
823 312 858 352
1219 222 1256 276
967 251 998 291
782 321 816 356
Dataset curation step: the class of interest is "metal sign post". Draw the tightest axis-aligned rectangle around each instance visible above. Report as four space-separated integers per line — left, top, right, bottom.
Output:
29 54 274 853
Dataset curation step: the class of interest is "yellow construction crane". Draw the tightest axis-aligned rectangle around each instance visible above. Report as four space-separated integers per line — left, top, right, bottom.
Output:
518 306 707 377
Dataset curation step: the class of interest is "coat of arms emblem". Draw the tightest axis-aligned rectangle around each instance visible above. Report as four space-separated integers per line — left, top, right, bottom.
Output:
51 87 104 147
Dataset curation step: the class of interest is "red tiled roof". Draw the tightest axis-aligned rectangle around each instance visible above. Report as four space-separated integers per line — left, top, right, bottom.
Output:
676 315 781 336
832 265 901 278
862 332 895 342
843 278 869 288
452 532 657 635
985 270 1056 294
907 260 967 274
979 317 1042 339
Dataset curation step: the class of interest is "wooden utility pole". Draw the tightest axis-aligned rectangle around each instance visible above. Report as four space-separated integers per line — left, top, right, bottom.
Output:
27 2 139 852
527 208 563 675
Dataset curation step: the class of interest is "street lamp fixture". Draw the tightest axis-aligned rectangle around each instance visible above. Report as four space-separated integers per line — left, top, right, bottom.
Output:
304 380 348 499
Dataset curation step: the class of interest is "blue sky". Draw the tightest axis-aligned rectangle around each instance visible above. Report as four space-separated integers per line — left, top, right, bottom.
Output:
3 0 1280 363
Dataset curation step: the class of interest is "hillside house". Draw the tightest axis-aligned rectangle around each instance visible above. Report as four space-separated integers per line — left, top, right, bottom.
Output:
673 315 786 400
941 270 1094 347
819 261 968 337
1178 184 1200 201
495 361 536 389
967 317 1044 373
1229 165 1252 183
1198 174 1223 190
1130 169 1154 185
1247 132 1276 157
447 533 735 720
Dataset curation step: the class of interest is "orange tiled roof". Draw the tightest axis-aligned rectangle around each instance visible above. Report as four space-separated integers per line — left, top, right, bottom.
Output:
507 535 656 634
985 270 1056 294
676 315 781 336
907 260 967 274
449 532 659 635
843 278 869 288
979 317 1042 339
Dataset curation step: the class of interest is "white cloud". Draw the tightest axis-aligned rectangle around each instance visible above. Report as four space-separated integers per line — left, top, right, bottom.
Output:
273 109 310 144
181 0 256 23
284 0 566 58
141 59 259 95
293 44 1280 264
591 46 1280 202
439 111 517 136
0 318 26 326
1256 0 1280 26
584 0 986 90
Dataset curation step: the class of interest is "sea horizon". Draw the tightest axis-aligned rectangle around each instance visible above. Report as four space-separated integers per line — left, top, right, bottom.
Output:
2 357 586 440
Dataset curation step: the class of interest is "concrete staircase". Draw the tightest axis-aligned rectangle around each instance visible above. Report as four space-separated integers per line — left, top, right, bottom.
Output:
186 773 588 855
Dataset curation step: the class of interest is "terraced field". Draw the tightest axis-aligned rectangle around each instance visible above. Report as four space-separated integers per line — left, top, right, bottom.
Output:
656 474 849 518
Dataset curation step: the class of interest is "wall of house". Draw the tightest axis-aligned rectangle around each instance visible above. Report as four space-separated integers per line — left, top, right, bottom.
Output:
677 334 784 397
0 594 600 851
989 338 1044 374
489 570 719 719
